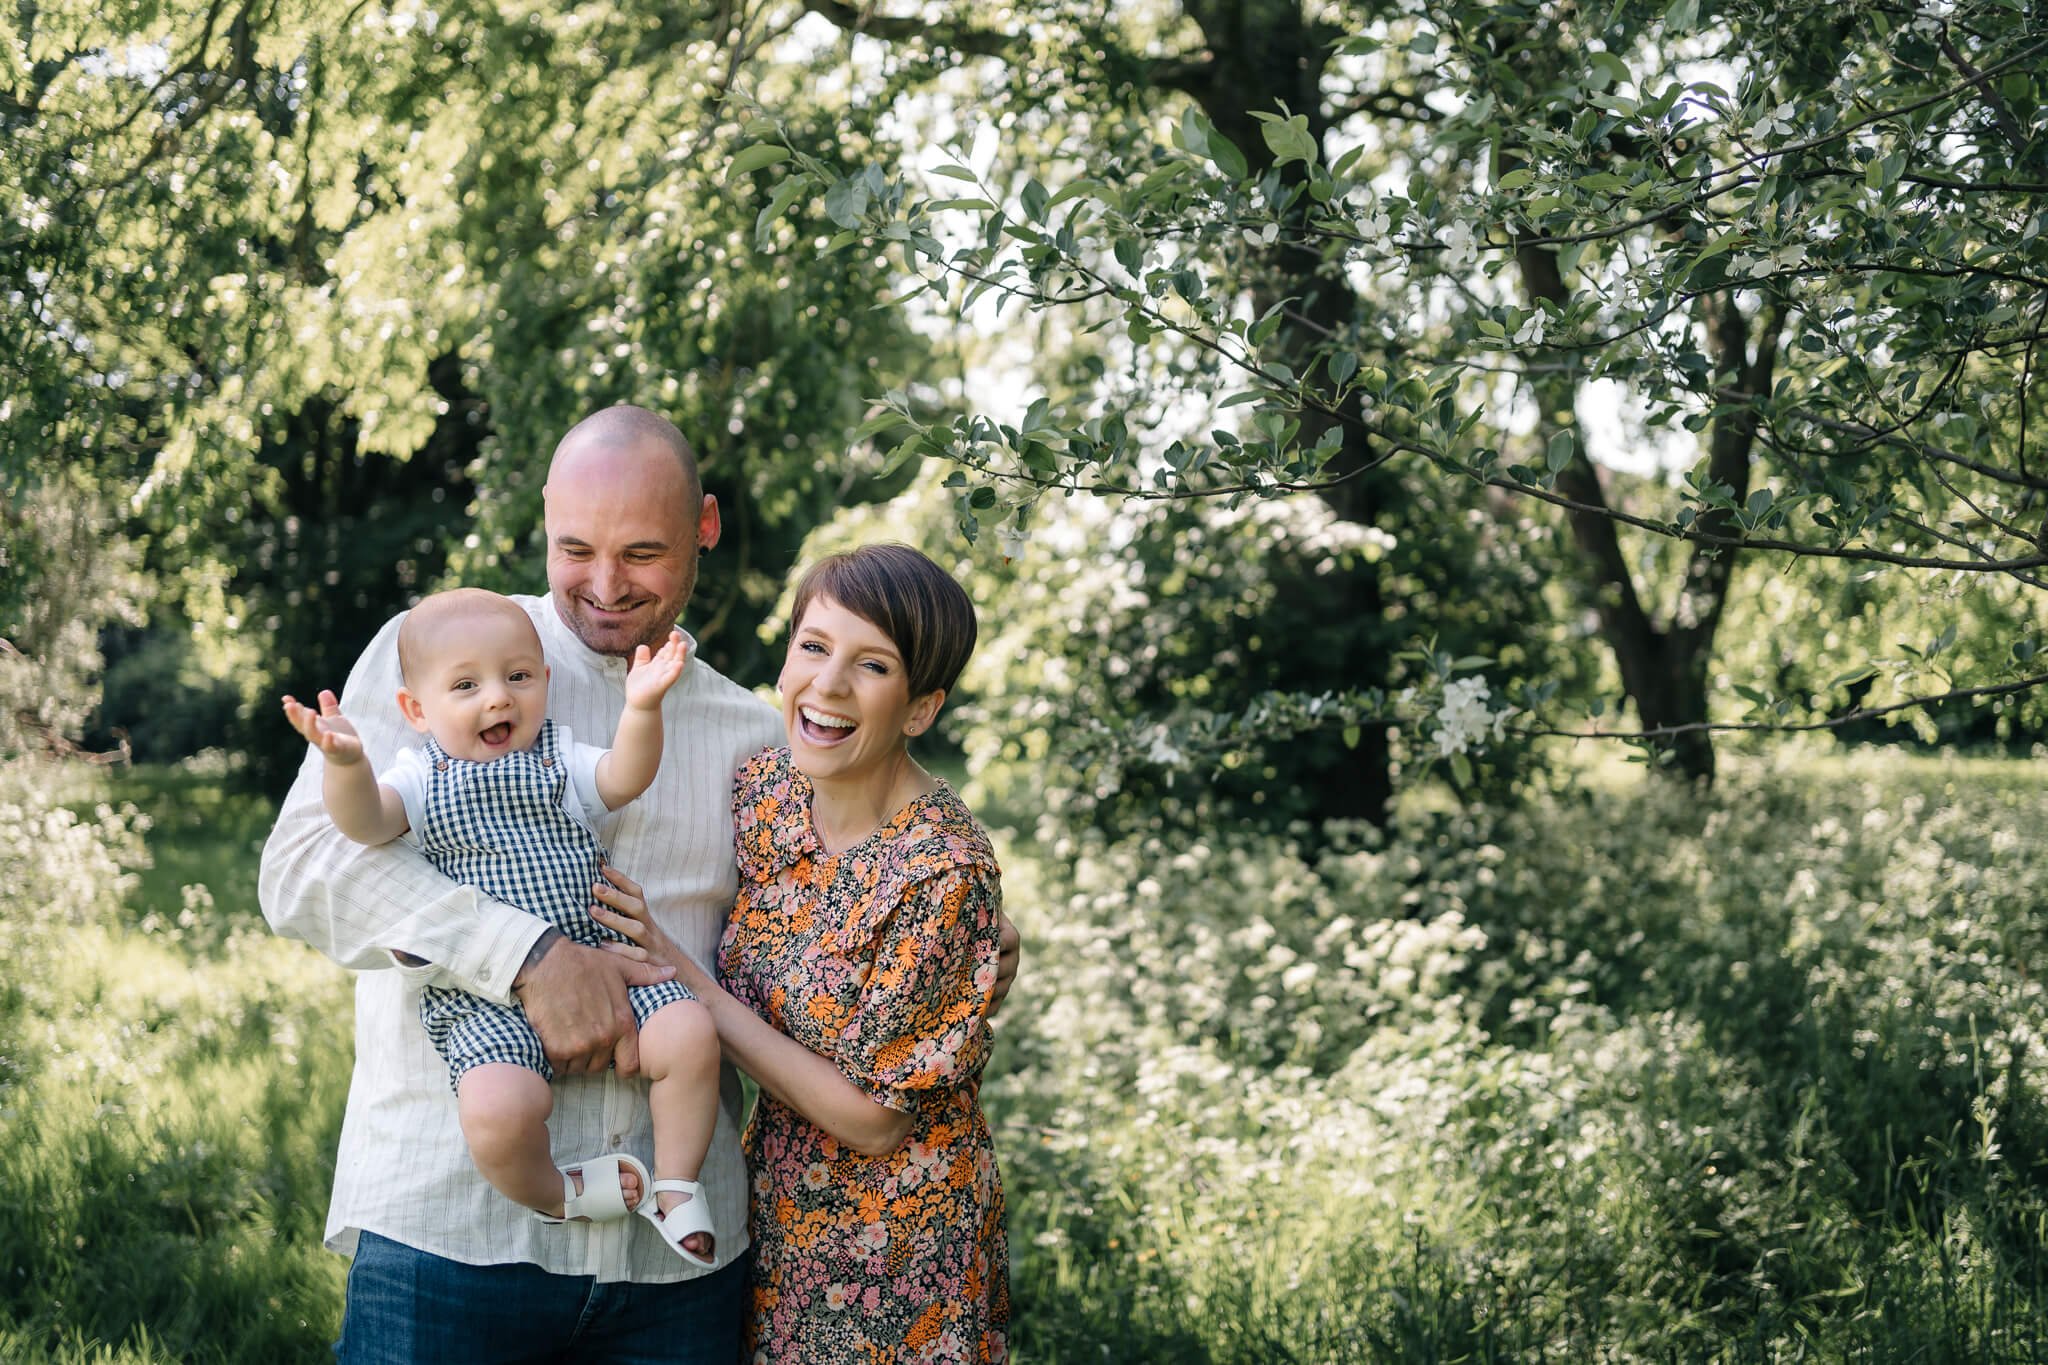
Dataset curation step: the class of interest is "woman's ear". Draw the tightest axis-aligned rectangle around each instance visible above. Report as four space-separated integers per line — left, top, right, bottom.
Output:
905 688 946 737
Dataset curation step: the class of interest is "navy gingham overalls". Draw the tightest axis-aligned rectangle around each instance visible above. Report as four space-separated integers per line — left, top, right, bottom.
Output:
412 719 694 1087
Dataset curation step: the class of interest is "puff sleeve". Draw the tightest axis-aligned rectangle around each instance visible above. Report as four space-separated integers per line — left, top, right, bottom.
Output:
841 863 1003 1113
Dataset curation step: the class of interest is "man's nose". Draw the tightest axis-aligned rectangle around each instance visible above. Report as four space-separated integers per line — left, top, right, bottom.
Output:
591 558 628 604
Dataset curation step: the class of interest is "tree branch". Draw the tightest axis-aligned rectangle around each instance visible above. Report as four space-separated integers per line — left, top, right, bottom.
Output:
798 0 1020 59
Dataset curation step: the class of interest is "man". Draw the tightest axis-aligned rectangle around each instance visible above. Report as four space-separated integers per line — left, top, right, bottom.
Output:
260 405 1019 1362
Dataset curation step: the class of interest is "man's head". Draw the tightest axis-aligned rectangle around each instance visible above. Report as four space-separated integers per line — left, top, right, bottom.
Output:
395 588 550 762
543 405 720 657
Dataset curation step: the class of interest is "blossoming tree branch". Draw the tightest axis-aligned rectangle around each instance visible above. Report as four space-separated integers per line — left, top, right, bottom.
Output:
739 0 2048 803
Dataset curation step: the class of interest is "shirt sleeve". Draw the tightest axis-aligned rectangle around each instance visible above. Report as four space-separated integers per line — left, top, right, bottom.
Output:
558 728 609 825
375 747 430 847
842 863 1003 1114
257 613 549 1001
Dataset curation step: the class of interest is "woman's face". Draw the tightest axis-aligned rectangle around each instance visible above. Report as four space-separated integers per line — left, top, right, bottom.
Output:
778 595 941 788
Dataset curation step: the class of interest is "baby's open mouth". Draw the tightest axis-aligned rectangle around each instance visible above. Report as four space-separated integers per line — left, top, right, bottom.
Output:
479 722 514 746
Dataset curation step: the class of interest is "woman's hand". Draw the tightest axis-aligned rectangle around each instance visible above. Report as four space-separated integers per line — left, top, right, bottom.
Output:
589 865 716 996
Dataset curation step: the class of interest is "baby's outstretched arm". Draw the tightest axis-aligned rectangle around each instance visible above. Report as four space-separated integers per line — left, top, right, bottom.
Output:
281 689 411 845
594 629 689 811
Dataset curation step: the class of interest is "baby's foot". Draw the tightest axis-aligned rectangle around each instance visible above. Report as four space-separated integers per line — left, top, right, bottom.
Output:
655 1184 714 1260
550 1159 644 1220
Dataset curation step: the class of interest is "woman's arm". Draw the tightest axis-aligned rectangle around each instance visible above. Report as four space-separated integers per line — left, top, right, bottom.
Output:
590 868 914 1157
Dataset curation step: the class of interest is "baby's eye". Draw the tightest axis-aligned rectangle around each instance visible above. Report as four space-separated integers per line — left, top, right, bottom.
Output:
452 680 477 691
509 670 534 683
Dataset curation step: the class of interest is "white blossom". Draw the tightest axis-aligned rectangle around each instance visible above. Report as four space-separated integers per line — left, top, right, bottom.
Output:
1431 677 1511 757
1750 102 1798 140
1440 218 1478 271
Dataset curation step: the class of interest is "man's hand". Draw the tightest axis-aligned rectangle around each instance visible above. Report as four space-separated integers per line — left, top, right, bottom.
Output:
513 933 675 1076
623 629 689 712
282 689 366 763
989 909 1021 1019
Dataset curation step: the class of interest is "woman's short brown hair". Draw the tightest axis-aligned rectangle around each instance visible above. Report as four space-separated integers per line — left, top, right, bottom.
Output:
789 544 978 700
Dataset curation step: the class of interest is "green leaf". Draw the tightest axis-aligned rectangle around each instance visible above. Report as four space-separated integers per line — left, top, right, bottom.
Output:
1665 0 1699 31
1496 168 1536 192
874 433 923 479
1021 178 1050 223
728 144 792 178
1259 113 1319 167
1341 725 1362 750
1449 751 1474 787
1209 133 1250 181
754 177 808 248
1546 429 1576 472
1327 350 1359 385
929 164 980 183
847 410 908 443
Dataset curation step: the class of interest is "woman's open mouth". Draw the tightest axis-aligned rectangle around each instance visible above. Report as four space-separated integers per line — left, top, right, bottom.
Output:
797 705 856 746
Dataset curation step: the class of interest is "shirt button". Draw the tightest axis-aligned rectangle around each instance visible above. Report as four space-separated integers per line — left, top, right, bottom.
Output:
435 759 449 772
541 756 555 768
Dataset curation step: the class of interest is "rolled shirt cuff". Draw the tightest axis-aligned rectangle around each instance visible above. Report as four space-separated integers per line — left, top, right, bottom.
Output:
398 890 551 1005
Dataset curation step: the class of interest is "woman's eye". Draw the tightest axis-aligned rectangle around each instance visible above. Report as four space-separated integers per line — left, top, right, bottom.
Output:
800 640 825 655
862 660 889 675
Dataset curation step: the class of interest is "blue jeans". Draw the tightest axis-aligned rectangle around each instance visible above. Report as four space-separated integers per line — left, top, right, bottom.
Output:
335 1231 747 1365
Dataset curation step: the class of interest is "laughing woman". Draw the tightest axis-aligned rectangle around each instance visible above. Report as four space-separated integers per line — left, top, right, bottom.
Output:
593 543 1009 1364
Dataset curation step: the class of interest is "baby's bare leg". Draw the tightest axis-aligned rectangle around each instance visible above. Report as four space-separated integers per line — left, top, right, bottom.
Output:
639 998 720 1257
458 1063 645 1218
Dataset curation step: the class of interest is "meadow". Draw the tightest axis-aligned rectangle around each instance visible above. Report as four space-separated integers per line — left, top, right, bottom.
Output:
4 748 2047 1362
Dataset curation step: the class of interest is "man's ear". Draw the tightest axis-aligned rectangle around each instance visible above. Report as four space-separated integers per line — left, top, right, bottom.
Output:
396 688 431 734
905 688 946 738
697 493 722 552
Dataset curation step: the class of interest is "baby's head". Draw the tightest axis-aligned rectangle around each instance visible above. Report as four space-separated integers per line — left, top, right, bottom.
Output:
396 589 549 762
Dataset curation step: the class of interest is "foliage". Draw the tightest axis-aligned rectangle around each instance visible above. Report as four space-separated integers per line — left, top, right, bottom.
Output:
800 465 1590 839
9 751 2048 1360
743 0 2048 784
0 761 345 1364
987 750 2048 1360
6 0 931 786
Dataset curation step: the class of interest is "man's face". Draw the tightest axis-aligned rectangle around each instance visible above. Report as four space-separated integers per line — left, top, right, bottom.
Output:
544 438 721 657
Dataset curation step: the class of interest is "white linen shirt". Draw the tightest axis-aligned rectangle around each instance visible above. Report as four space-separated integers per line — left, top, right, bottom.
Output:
259 594 782 1282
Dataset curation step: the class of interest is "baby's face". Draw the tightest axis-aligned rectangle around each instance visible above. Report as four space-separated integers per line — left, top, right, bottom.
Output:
401 611 549 762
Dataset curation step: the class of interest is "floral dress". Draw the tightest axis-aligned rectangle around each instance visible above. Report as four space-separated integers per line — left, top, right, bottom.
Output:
720 746 1010 1365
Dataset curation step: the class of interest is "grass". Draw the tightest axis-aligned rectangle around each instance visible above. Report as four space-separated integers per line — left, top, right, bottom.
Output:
4 751 2047 1361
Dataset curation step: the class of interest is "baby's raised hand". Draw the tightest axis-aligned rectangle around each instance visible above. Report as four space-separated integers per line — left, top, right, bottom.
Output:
624 629 690 710
282 689 367 764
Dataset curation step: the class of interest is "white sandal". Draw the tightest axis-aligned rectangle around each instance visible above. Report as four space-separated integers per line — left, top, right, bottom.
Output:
535 1151 650 1224
639 1177 717 1268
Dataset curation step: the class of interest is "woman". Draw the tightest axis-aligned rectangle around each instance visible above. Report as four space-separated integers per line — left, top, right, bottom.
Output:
593 543 1010 1364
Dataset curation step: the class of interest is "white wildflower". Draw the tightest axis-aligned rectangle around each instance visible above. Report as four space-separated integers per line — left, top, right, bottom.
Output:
1512 310 1547 346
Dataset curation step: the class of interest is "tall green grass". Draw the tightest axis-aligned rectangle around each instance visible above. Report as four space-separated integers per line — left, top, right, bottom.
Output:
4 752 2046 1360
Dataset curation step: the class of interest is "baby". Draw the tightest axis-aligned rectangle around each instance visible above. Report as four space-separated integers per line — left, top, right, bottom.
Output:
282 587 717 1265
